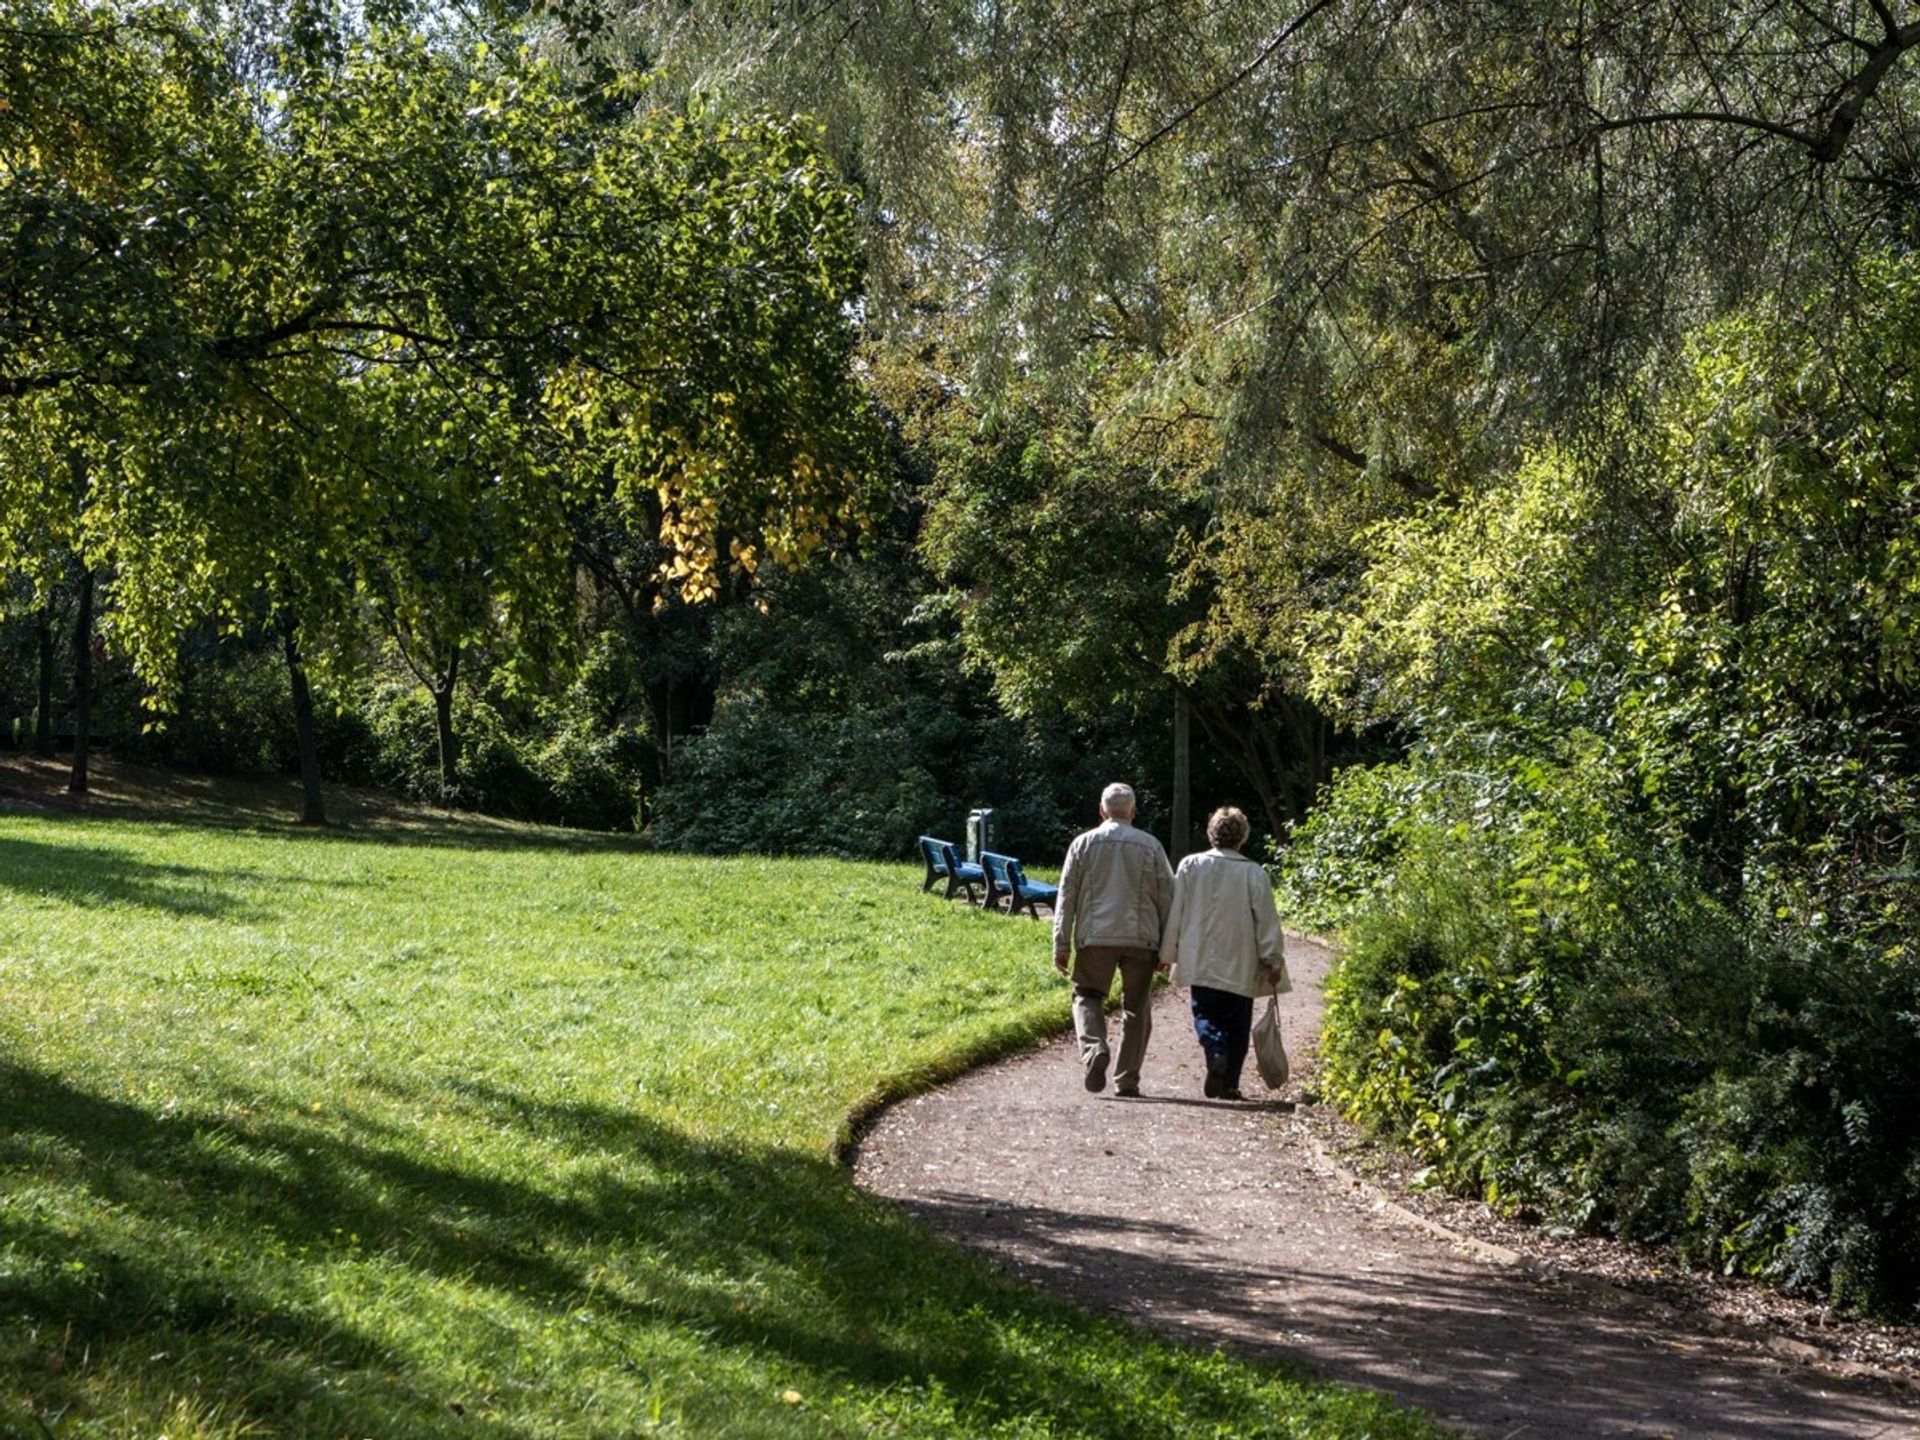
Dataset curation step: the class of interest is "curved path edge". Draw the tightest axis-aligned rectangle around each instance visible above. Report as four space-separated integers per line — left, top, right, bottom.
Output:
852 936 1920 1439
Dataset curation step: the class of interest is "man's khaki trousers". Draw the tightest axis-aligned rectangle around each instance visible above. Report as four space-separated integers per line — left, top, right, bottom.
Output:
1070 945 1157 1087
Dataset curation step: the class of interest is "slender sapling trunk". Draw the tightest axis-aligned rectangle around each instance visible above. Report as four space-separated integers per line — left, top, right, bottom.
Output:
432 646 460 792
282 622 327 826
35 606 53 756
67 569 94 794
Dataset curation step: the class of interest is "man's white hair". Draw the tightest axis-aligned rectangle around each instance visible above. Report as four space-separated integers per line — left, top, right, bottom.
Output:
1100 782 1137 816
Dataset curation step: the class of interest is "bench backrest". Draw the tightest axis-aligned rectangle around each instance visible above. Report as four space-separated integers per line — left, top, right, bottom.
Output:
1006 857 1030 890
940 840 978 874
981 852 1016 890
919 836 953 875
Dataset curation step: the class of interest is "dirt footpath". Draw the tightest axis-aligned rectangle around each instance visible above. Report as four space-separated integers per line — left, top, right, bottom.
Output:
852 938 1920 1439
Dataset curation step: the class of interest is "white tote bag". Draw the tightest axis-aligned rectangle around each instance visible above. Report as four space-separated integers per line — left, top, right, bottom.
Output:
1252 993 1290 1091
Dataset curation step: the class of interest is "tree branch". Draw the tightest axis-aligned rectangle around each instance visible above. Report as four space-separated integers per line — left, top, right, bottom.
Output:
1104 0 1341 179
1588 108 1823 151
1589 18 1920 166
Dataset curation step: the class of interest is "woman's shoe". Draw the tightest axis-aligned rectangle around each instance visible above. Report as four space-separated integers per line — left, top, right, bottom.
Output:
1203 1057 1226 1099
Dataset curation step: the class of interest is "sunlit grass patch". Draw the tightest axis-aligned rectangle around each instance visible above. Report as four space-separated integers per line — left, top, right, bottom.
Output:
0 793 1445 1438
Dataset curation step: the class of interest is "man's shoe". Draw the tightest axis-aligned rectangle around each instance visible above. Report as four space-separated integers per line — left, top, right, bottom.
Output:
1114 1080 1140 1098
1203 1058 1226 1099
1084 1052 1110 1093
1218 1088 1247 1102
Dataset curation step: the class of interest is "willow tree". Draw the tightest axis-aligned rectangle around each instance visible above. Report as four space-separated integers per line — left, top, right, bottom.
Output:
591 0 1920 802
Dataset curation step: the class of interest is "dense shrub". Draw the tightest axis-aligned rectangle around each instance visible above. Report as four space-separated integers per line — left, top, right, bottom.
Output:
1299 258 1920 1316
1273 759 1428 932
1672 937 1920 1311
103 640 648 831
640 532 1189 863
649 698 945 856
357 673 647 830
110 641 378 780
1308 750 1920 1315
649 688 1160 862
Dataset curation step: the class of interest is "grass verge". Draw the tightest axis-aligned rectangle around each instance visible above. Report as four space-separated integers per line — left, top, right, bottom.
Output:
0 764 1446 1438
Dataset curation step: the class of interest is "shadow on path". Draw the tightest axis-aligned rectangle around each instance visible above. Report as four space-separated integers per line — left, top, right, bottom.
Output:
854 939 1920 1439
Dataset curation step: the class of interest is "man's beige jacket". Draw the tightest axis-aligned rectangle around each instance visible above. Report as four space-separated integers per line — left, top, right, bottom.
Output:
1052 819 1174 956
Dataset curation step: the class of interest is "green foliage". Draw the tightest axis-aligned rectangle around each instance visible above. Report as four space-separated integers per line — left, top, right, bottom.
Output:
357 677 637 829
1273 761 1429 932
1308 449 1617 731
107 638 377 778
0 796 1444 1439
894 352 1343 837
99 639 649 831
646 527 1172 861
1304 257 1920 1316
0 0 881 831
1316 752 1743 1237
652 698 947 856
1317 756 1920 1313
915 390 1196 722
1666 934 1920 1310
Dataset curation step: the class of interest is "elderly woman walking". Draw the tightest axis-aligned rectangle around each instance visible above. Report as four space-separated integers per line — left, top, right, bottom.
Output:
1158 806 1287 1100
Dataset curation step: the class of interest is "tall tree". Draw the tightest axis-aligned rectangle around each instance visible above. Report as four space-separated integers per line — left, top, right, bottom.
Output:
604 0 1920 753
894 350 1337 835
2 2 881 818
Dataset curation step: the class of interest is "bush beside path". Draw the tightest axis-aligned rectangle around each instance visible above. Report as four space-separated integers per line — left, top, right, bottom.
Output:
852 939 1920 1439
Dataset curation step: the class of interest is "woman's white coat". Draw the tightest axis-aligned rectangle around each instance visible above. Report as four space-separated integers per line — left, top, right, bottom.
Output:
1158 847 1288 998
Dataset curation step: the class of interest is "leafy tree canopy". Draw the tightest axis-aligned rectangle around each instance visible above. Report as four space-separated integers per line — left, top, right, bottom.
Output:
0 0 880 704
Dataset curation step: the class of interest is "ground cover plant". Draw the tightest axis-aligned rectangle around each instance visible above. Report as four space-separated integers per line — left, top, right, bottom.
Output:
0 768 1443 1439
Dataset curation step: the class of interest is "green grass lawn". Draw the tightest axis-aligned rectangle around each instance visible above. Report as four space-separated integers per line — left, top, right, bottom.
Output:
0 772 1444 1438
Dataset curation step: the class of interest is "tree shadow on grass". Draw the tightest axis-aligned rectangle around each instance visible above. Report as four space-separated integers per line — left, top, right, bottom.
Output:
0 836 273 921
0 1062 1432 1439
1 755 635 856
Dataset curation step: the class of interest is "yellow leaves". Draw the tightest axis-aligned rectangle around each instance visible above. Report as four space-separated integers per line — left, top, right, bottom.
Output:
542 363 618 435
646 440 871 604
655 484 722 603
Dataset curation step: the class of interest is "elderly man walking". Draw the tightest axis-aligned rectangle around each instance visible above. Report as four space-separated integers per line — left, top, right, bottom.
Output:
1053 782 1175 1097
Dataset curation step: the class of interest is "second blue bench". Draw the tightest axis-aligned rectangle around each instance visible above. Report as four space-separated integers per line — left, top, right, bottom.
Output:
982 851 1059 919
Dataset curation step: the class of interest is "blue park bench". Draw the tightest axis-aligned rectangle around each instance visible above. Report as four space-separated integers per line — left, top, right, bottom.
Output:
918 836 986 903
981 852 1059 919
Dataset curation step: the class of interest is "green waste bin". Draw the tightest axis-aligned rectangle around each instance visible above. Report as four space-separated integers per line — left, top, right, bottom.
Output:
966 808 998 864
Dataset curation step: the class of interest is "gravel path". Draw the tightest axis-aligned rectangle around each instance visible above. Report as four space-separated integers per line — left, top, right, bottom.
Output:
853 938 1920 1438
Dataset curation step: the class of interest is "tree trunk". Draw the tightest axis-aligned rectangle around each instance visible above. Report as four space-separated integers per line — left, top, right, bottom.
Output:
35 606 53 756
433 646 460 791
67 569 94 794
282 622 327 826
1172 688 1191 860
